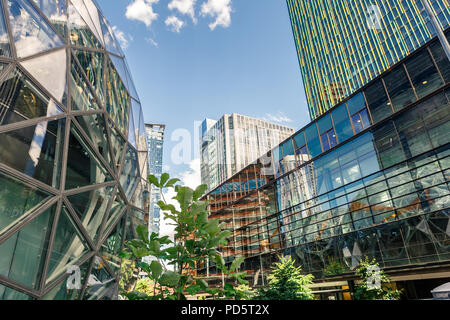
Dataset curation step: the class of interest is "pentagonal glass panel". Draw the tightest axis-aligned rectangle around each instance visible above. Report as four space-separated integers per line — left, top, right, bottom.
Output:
70 0 102 45
31 0 67 39
81 0 103 44
119 145 140 200
110 55 129 92
70 54 100 111
65 124 113 190
20 48 68 106
74 50 105 104
0 204 56 289
108 120 126 173
6 0 64 58
45 206 90 285
103 190 126 234
66 185 115 243
42 259 90 300
74 113 113 169
106 58 130 135
0 67 63 127
0 1 11 57
125 59 139 101
0 118 65 188
68 1 101 48
99 215 125 276
0 170 51 237
99 11 122 55
0 284 33 300
83 257 115 300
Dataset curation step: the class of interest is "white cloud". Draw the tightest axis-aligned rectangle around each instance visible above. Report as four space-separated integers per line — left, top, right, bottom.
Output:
125 0 159 27
168 0 197 24
200 0 232 30
165 15 185 33
158 158 201 240
262 112 293 124
112 26 131 50
145 37 159 47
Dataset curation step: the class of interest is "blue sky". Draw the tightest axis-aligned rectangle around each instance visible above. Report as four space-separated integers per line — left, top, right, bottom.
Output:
96 0 309 184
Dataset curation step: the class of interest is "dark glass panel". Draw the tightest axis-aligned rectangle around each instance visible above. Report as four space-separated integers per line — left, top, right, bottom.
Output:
383 64 416 111
83 258 115 300
331 103 353 143
293 131 306 150
109 120 126 172
317 113 332 134
0 68 63 127
0 204 56 289
67 185 115 243
45 206 90 285
70 54 100 111
0 118 65 188
346 92 366 115
104 191 126 234
0 284 32 300
364 79 392 124
99 216 125 276
320 132 330 151
65 125 113 190
74 50 105 105
75 113 113 169
281 139 294 158
0 170 50 237
305 124 322 158
351 113 363 134
119 145 140 200
373 121 405 168
405 49 444 99
420 92 450 149
429 41 450 83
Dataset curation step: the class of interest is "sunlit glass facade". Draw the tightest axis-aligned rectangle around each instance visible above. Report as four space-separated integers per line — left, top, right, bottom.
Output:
198 36 450 298
0 0 149 300
287 0 450 120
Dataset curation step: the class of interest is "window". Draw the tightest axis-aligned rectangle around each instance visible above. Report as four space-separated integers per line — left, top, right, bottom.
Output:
331 103 353 143
429 41 450 83
351 108 371 134
405 49 443 99
320 129 338 151
364 79 392 124
296 145 309 164
383 64 416 111
305 124 322 158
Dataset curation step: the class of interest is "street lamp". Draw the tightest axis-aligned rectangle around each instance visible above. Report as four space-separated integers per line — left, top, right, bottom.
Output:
421 0 450 61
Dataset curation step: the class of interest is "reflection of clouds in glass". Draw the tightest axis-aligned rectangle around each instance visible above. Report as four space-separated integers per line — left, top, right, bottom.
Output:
28 121 48 169
83 0 103 43
68 3 87 28
71 0 103 44
8 2 63 58
21 49 67 103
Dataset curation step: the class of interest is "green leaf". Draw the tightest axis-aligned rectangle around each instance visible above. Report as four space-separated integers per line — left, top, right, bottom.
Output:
150 260 163 279
160 173 170 187
193 184 208 201
185 284 201 295
175 187 193 212
131 247 151 258
159 271 180 287
136 224 149 243
197 279 208 290
148 174 160 187
149 240 160 255
230 256 245 272
165 178 180 188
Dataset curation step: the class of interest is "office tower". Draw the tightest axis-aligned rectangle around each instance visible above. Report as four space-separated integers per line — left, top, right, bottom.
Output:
287 0 450 119
197 1 450 299
200 113 294 192
0 0 149 300
145 124 165 235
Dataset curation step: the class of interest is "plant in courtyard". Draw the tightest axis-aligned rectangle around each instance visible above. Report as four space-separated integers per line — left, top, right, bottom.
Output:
119 258 138 297
353 257 402 300
323 256 349 277
255 255 314 300
235 284 257 300
120 173 247 300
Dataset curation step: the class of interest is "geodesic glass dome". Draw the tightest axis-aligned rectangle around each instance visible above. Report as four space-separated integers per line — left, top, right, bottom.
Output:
0 0 150 300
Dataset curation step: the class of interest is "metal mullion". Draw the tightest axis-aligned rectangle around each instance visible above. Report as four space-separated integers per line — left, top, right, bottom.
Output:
79 1 104 47
0 276 40 299
0 162 59 195
62 196 98 250
427 45 446 84
38 251 95 299
0 56 15 65
64 181 116 196
70 45 105 54
401 62 419 101
70 114 117 179
59 116 71 193
70 109 104 117
0 195 58 245
2 0 17 59
361 90 374 125
17 45 69 64
37 197 63 295
71 48 106 110
0 112 66 134
380 77 395 114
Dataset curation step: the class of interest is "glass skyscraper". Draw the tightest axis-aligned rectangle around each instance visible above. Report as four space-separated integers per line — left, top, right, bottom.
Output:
196 2 450 299
0 0 149 300
287 0 450 119
145 123 165 235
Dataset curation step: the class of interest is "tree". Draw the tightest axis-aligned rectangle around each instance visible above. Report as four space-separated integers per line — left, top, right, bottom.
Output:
255 255 314 300
120 173 247 300
235 284 257 300
353 257 402 300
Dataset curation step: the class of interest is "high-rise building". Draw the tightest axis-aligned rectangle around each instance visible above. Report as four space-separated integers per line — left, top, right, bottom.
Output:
197 2 450 299
0 0 149 300
287 0 450 119
145 124 165 234
200 114 294 192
